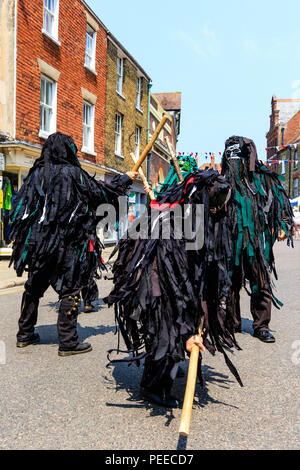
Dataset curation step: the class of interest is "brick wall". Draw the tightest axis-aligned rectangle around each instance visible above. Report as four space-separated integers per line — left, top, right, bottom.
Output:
16 0 107 165
104 39 149 175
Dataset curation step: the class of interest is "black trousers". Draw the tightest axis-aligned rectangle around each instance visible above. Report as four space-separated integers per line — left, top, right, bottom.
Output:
228 266 272 333
17 264 81 349
81 279 98 306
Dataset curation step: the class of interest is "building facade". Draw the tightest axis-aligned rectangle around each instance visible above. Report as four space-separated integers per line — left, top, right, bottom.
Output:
149 92 181 191
266 95 300 160
103 36 151 241
0 0 152 252
266 96 299 199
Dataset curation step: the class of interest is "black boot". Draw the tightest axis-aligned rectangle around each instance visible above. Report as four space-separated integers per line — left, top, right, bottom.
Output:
58 342 92 357
84 303 96 313
253 329 275 343
16 333 40 348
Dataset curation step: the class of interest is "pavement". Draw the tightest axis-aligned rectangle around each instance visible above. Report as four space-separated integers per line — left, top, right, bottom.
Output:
0 242 299 450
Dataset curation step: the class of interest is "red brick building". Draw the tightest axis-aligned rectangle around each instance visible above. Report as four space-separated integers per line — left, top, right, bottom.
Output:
1 0 108 185
266 95 300 160
0 0 151 253
267 103 300 199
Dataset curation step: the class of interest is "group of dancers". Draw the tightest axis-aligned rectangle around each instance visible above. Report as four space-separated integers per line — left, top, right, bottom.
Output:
10 131 294 407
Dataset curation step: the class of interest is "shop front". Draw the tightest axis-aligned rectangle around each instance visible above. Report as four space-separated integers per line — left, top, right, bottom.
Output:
104 173 146 245
0 142 41 256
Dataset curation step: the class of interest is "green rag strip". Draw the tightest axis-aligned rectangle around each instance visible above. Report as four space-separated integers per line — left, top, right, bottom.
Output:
79 241 88 262
11 198 23 224
22 227 32 263
253 172 265 196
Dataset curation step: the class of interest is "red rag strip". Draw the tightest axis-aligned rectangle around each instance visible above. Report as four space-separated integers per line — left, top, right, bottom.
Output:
150 177 195 210
89 239 94 252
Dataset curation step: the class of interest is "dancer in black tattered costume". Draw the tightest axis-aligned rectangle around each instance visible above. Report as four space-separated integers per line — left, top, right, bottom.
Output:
106 169 243 408
222 136 294 342
10 132 136 355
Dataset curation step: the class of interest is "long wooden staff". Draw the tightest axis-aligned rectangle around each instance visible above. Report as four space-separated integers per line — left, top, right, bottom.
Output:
130 152 155 200
131 115 169 172
165 136 184 183
179 317 204 437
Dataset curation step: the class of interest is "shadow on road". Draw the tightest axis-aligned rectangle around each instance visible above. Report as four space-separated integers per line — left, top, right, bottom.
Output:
103 360 240 430
35 322 115 345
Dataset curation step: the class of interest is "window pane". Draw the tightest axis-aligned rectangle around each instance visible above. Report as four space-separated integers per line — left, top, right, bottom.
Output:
44 107 52 132
40 78 45 102
45 81 52 105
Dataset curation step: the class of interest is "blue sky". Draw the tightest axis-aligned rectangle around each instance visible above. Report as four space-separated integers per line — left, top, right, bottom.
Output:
87 0 300 163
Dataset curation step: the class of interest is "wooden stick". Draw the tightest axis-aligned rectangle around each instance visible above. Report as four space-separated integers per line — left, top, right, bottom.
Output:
165 136 184 183
131 115 169 172
179 318 204 437
130 153 155 200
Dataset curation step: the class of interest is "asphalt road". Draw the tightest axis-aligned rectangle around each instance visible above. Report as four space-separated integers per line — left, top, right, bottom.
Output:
0 242 299 450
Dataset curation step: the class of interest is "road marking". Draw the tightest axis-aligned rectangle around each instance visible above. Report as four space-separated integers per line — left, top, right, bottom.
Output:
0 287 24 296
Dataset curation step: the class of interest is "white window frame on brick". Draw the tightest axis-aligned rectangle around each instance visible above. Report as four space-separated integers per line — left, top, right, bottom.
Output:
116 57 124 96
115 113 123 157
136 77 142 111
82 101 95 155
295 150 298 170
39 74 57 139
135 126 141 159
42 0 60 44
85 24 97 73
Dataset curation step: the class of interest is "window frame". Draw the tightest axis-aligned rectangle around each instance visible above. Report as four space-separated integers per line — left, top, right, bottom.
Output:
43 0 60 42
39 74 57 139
85 24 97 72
116 57 124 96
115 113 123 156
82 100 95 154
136 77 142 110
135 126 141 159
294 150 298 170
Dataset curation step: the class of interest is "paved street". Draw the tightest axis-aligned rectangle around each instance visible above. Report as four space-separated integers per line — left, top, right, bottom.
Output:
0 242 299 450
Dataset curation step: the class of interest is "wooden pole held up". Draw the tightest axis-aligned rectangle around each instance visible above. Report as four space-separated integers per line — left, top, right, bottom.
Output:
130 153 155 200
131 115 169 173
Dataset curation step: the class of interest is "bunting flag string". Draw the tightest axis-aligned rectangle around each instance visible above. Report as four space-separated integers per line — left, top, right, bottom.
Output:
176 142 299 159
177 152 223 159
265 142 298 152
266 160 296 165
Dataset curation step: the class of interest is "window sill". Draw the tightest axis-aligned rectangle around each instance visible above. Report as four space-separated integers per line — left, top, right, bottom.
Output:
41 28 61 47
116 91 126 101
115 153 124 160
81 147 97 157
136 107 143 115
84 64 98 76
39 130 52 140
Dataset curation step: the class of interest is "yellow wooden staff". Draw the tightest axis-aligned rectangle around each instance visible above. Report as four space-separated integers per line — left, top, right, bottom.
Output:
179 317 205 437
130 152 155 201
131 115 169 173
